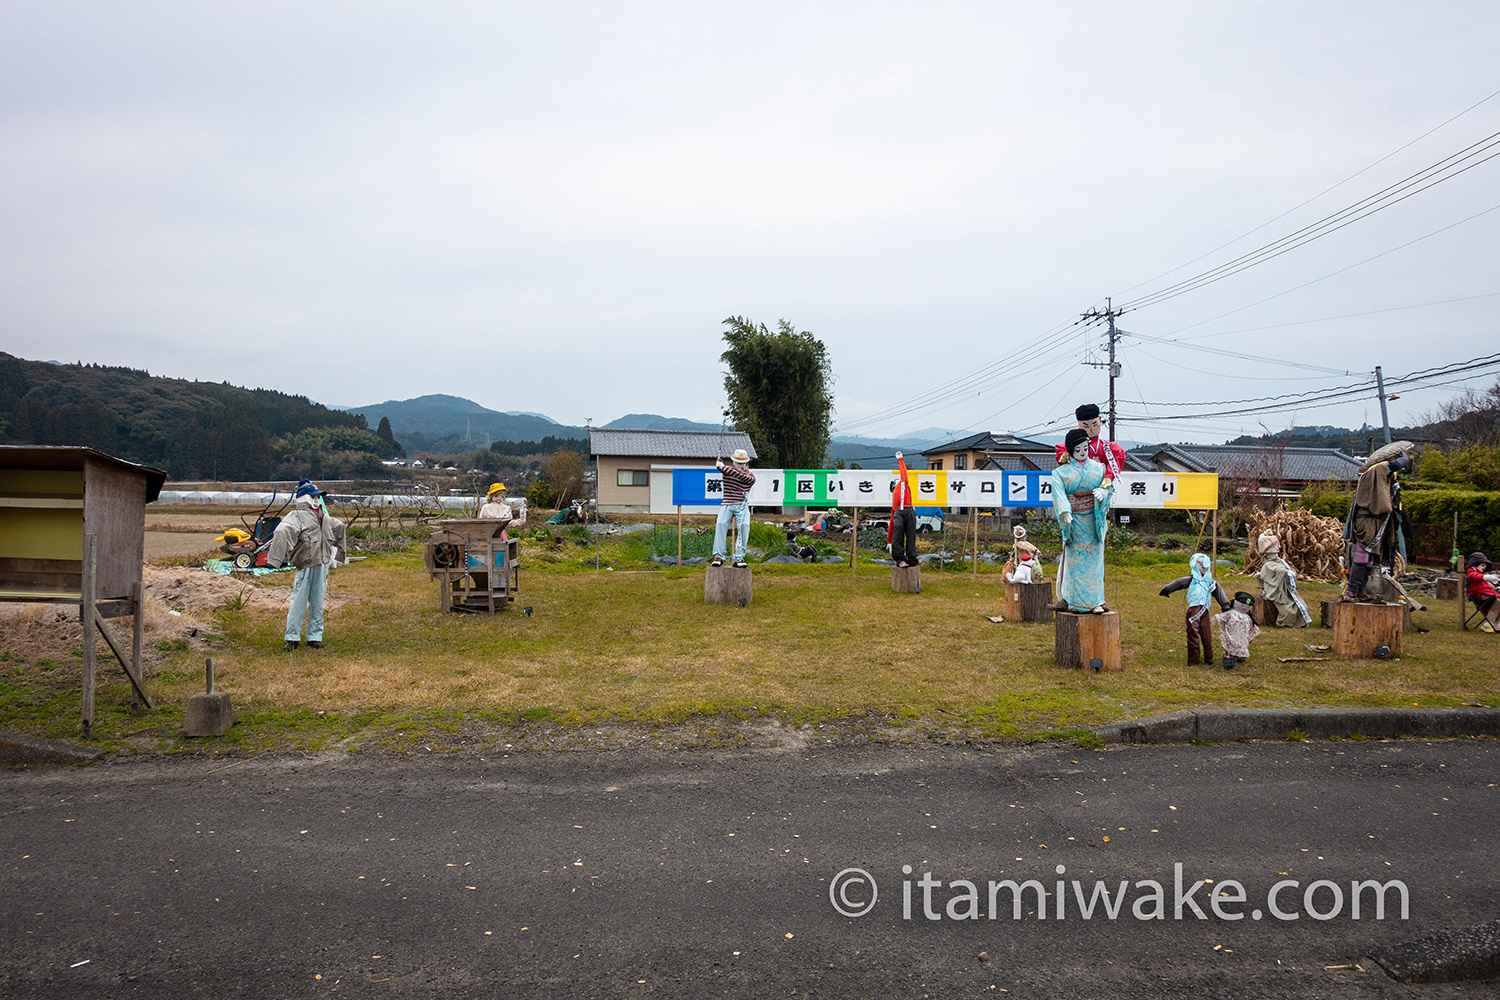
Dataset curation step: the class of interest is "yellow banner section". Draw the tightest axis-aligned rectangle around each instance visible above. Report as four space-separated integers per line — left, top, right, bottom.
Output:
1164 473 1220 510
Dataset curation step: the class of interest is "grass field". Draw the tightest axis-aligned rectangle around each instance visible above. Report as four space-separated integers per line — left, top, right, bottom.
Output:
2 522 1494 754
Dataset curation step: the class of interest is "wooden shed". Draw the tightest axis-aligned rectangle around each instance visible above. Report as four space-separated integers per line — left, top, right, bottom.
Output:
0 446 166 737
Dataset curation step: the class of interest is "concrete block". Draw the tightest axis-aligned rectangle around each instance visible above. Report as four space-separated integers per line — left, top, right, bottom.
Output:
184 691 234 737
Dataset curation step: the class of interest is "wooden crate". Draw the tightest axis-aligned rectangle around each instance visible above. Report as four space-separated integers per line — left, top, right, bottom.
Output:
1328 601 1404 658
705 565 753 604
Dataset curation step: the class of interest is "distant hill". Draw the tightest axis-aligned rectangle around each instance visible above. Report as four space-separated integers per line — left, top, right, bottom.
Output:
0 352 394 480
604 413 722 432
342 395 586 449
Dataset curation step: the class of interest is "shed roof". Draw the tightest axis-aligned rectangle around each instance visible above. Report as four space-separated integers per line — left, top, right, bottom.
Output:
1143 443 1361 482
0 446 166 501
590 428 758 460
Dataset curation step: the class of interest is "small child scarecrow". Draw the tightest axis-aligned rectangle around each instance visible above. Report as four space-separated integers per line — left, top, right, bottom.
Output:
1212 592 1262 667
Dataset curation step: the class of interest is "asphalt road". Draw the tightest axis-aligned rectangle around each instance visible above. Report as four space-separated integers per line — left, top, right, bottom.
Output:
2 739 1497 998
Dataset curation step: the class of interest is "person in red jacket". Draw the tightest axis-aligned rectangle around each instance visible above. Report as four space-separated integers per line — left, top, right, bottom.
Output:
1054 403 1127 486
1466 552 1500 633
888 452 919 569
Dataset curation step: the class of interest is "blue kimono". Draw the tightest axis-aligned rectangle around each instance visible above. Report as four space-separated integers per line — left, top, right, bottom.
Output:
1051 457 1113 610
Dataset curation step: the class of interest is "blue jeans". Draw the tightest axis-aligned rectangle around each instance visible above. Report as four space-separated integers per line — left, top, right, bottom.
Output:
285 563 329 642
713 501 750 561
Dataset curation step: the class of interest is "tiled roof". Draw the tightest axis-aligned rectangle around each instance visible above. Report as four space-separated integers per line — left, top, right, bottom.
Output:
1144 444 1362 482
590 428 758 460
922 431 1055 456
977 455 1043 471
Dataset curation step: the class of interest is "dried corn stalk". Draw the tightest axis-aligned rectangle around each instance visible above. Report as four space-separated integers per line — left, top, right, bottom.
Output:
1242 506 1347 584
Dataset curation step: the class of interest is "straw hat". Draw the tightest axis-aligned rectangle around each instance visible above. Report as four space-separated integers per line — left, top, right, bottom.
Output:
730 448 750 464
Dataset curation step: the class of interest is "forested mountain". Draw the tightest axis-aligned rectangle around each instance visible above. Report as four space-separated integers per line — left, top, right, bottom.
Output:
0 353 400 480
345 394 585 447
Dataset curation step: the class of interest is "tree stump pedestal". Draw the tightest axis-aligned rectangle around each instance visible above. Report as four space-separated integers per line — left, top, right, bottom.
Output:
1435 575 1462 601
1003 581 1054 622
1321 599 1413 633
1255 599 1280 627
1055 611 1121 671
1328 601 1404 657
891 566 921 593
704 565 753 605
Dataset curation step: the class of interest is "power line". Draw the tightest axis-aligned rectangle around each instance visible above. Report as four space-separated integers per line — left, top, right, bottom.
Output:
1118 131 1500 312
1113 86 1500 299
1159 290 1500 342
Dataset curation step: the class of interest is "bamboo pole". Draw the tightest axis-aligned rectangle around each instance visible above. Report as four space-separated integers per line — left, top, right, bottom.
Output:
851 506 859 575
972 507 979 578
1211 509 1218 565
677 505 682 566
1456 510 1463 631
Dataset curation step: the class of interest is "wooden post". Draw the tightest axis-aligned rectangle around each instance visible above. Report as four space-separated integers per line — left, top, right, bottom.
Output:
677 505 683 567
891 565 921 592
1004 580 1054 621
1328 601 1404 657
1211 509 1218 565
704 564 753 604
1456 510 1463 632
850 507 859 575
81 533 96 739
131 579 145 707
972 507 979 579
1054 611 1121 670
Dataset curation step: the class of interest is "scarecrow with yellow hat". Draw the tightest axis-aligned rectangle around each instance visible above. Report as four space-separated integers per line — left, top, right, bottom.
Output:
479 482 526 536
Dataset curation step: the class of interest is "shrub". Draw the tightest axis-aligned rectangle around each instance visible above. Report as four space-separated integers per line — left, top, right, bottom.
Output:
527 480 556 509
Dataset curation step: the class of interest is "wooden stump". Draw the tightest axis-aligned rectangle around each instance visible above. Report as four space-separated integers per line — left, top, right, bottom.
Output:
891 566 922 593
1328 601 1404 658
1323 598 1414 632
1003 581 1054 621
704 565 753 605
1436 575 1461 601
1054 611 1121 671
1255 598 1280 627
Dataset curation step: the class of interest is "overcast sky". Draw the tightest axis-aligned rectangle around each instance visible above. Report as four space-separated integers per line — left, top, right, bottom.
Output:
3 2 1498 446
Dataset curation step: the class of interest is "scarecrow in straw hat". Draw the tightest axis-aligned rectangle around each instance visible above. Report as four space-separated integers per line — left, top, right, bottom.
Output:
1342 442 1413 601
478 482 526 538
712 448 756 568
1255 532 1311 627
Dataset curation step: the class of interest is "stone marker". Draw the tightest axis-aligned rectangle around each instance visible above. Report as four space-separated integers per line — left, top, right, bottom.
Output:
184 657 234 737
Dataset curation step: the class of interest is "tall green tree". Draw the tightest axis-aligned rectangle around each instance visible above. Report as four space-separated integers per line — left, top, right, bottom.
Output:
720 316 834 469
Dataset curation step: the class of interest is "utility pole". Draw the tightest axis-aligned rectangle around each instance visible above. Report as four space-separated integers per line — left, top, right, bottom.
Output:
1081 298 1124 441
1374 366 1393 446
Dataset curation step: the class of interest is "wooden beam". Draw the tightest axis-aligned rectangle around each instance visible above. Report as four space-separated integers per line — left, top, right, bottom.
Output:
93 611 155 709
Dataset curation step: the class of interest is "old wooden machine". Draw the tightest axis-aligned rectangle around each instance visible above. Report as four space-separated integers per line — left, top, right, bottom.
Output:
423 518 520 612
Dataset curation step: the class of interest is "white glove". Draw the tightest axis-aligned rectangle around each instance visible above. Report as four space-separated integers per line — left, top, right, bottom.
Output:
1091 486 1108 502
1059 510 1072 525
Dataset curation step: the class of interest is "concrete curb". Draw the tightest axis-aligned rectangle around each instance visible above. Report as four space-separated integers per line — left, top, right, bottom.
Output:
1092 708 1500 744
0 731 107 765
1371 918 1500 983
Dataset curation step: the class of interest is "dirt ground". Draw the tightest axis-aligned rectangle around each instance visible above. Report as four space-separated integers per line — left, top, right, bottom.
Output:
0 565 300 674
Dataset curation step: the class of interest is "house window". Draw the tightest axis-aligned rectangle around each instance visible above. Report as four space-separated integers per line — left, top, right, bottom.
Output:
930 459 943 470
955 454 968 470
616 469 650 487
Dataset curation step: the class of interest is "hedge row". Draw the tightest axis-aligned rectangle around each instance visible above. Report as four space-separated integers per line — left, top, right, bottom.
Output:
1295 485 1500 558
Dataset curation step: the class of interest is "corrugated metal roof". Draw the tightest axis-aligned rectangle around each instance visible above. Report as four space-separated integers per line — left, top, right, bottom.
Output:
590 428 758 459
1146 444 1361 482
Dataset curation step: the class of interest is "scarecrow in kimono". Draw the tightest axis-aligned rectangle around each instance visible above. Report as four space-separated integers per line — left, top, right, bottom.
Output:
1256 532 1312 627
1054 403 1128 486
1159 552 1232 665
1047 428 1113 614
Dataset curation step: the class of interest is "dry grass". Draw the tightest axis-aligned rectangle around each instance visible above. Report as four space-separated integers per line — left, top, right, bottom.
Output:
5 544 1495 749
152 552 1500 731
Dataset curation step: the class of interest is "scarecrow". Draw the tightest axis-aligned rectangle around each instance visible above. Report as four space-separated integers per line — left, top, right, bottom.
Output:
1343 441 1413 601
1159 552 1232 665
1212 592 1261 667
1256 532 1311 627
1048 428 1112 614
